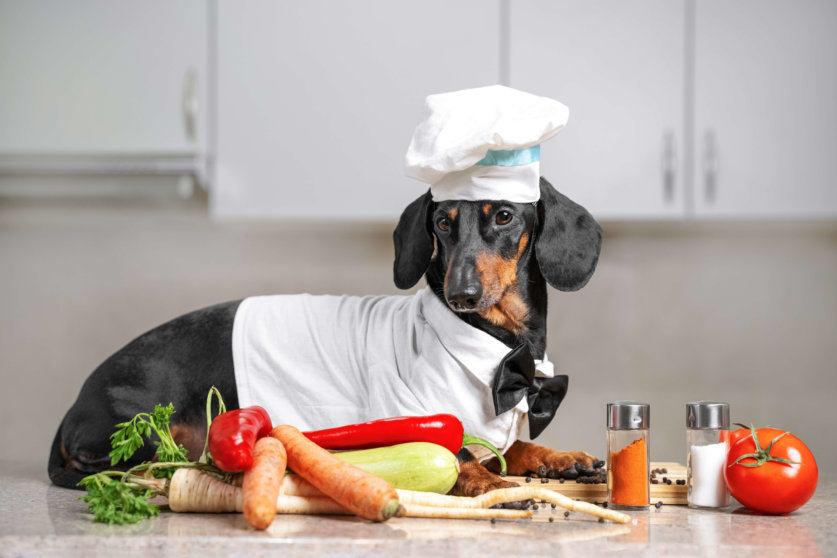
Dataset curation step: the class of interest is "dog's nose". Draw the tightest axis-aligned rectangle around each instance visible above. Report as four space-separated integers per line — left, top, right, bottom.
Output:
447 285 482 311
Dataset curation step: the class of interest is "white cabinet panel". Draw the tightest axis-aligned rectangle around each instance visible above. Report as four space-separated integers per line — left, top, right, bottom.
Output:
694 0 837 218
509 0 686 220
213 1 500 219
0 1 207 154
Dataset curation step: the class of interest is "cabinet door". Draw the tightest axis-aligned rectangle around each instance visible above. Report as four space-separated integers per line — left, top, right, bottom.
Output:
214 1 500 219
694 0 837 218
509 0 686 220
0 1 206 154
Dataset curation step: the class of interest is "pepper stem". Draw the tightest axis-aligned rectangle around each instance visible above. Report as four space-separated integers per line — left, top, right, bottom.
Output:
199 386 227 464
462 434 507 475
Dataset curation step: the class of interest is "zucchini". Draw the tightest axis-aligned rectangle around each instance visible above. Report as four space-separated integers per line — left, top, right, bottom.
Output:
335 442 459 494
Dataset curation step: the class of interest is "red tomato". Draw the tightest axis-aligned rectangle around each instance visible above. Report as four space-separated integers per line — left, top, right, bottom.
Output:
724 427 818 515
728 426 752 447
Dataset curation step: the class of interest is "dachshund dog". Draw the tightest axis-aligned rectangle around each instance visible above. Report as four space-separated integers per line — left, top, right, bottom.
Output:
49 177 604 494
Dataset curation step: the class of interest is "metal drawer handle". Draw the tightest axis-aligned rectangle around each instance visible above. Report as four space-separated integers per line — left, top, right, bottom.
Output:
703 130 718 204
182 69 199 143
662 130 677 203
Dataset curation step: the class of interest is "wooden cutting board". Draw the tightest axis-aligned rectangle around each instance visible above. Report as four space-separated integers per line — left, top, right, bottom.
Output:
507 462 687 505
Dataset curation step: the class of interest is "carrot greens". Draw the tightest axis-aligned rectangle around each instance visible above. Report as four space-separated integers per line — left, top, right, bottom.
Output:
78 472 161 525
81 391 227 524
108 402 189 471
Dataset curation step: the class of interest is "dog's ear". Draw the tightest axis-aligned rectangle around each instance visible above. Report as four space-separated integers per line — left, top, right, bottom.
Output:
393 189 435 289
535 178 603 291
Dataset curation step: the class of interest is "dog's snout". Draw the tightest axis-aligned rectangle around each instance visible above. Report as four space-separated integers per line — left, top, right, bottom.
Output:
447 284 482 311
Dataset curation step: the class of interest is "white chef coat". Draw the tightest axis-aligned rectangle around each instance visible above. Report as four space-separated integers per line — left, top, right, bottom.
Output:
232 287 555 453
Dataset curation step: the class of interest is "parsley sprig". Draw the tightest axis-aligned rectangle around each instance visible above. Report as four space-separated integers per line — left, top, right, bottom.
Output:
109 403 189 475
80 389 229 525
79 472 161 525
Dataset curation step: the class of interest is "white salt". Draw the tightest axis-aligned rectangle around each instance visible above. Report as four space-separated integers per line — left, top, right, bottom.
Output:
689 442 730 508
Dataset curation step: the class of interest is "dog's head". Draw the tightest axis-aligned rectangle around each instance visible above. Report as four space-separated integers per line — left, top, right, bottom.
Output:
393 178 602 330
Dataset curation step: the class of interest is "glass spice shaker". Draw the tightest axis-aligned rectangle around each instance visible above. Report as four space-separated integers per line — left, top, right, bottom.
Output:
686 401 731 509
607 401 650 510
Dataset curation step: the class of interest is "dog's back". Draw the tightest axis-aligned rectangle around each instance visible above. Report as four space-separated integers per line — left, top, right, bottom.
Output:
48 300 241 488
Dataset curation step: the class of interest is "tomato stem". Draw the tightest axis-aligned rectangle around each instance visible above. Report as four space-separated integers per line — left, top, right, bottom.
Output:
728 424 799 468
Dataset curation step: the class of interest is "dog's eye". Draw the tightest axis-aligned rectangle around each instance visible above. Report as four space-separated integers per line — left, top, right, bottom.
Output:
437 218 450 232
495 211 512 226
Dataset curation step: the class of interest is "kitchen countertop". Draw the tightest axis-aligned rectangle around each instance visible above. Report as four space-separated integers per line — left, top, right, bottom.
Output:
1 461 834 558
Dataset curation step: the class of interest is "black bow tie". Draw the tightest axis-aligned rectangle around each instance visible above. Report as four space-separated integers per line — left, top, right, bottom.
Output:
492 343 568 439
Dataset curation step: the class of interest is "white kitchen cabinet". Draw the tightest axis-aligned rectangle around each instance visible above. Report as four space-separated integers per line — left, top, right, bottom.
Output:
509 0 687 220
510 0 837 220
213 0 500 219
693 0 837 218
0 1 207 156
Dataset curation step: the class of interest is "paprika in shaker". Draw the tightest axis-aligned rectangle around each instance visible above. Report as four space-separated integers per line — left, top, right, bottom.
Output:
606 402 650 509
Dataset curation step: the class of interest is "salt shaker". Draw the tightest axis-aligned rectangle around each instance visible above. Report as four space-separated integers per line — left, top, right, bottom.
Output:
686 401 731 509
607 402 650 510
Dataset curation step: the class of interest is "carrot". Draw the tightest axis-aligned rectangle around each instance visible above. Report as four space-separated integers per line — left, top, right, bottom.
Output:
271 424 401 521
241 437 287 530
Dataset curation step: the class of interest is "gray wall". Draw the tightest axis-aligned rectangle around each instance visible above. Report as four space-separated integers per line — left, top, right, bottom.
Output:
2 195 835 472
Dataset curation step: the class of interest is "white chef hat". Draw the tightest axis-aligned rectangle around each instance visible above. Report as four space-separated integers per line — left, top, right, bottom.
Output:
405 85 569 203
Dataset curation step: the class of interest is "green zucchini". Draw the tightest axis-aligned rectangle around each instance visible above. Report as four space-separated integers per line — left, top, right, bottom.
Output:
335 442 459 494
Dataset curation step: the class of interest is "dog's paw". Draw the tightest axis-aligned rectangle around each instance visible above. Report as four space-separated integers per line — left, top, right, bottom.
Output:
484 440 605 480
450 460 519 498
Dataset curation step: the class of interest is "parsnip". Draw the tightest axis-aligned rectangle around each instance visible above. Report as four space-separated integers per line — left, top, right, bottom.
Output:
395 487 632 524
399 505 533 520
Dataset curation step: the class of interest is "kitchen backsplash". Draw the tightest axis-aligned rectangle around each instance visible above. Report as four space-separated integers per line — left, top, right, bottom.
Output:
1 198 834 472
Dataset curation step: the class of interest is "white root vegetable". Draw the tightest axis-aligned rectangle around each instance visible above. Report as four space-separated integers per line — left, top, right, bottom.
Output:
168 468 241 512
168 469 349 515
168 469 628 523
280 474 324 498
275 495 350 515
399 505 533 520
395 487 631 524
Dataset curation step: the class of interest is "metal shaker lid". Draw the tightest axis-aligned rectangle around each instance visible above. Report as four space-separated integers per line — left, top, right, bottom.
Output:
607 401 650 429
686 401 730 429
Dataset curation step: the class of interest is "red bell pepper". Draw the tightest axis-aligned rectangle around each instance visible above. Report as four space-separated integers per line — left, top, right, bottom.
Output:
303 413 507 473
208 406 272 472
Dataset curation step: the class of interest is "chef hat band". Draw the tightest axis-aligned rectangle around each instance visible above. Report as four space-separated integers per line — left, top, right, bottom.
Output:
431 147 541 203
405 85 568 203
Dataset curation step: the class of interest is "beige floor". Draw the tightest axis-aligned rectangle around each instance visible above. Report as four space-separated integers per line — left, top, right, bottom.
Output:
1 193 836 472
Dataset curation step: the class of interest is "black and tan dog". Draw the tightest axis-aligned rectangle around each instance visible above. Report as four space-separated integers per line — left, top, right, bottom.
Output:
49 177 603 495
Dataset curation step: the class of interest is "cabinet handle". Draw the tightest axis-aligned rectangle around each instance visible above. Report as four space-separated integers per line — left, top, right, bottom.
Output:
182 69 199 143
661 130 677 203
703 130 719 204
